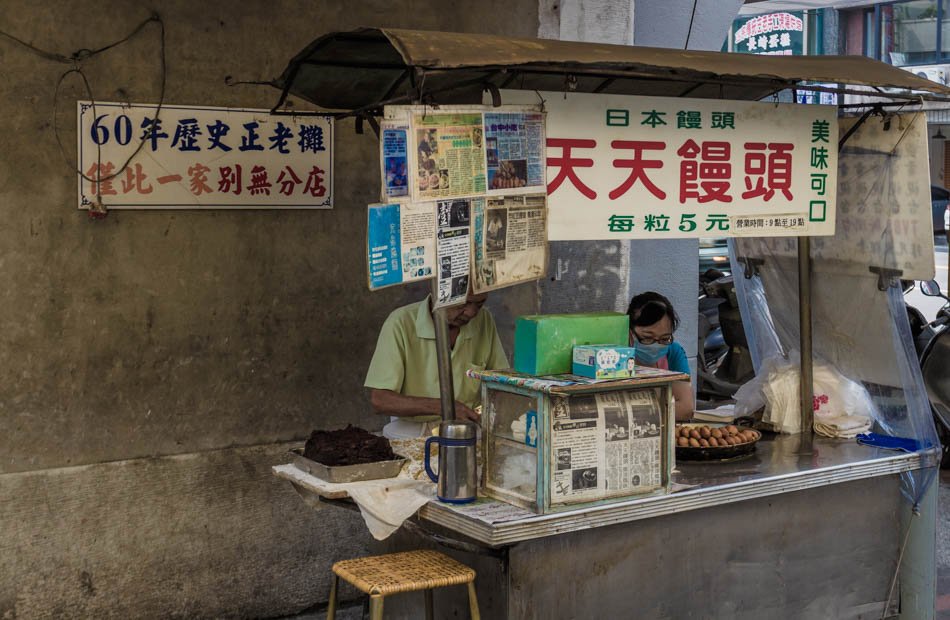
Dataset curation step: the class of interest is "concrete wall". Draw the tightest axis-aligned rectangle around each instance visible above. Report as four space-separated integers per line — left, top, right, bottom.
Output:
0 1 538 617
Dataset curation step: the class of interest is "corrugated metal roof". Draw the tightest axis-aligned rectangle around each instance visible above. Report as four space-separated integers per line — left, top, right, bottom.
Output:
273 27 950 113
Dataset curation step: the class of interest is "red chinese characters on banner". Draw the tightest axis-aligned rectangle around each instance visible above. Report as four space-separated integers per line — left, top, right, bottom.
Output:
547 138 597 199
84 160 327 202
609 140 666 200
676 140 732 204
545 138 797 204
121 163 153 195
219 165 242 195
742 142 794 201
188 163 213 195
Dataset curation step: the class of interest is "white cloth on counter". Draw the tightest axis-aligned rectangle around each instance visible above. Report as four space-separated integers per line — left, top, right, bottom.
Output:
814 415 873 439
272 463 435 540
382 418 440 439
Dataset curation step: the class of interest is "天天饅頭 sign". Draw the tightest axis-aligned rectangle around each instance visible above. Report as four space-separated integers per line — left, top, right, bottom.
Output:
509 91 837 241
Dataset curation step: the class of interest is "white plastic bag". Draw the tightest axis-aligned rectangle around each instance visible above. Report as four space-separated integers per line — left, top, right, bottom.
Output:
735 354 877 434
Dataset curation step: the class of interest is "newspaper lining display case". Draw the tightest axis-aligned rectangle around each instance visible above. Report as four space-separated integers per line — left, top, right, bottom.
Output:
469 367 686 514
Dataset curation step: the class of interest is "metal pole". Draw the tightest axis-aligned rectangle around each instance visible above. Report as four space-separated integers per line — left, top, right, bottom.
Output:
431 282 457 422
798 235 814 442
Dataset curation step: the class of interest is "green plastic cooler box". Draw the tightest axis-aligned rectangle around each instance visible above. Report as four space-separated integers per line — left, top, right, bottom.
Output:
514 312 630 376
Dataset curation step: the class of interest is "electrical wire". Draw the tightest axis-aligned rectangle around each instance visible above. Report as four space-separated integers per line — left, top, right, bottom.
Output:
881 504 919 620
684 0 699 50
0 14 166 205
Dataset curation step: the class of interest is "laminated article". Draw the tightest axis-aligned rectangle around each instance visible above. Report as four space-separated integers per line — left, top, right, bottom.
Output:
414 113 487 201
472 194 548 293
551 391 662 504
382 104 545 203
380 121 410 200
484 111 547 195
434 199 472 308
367 202 435 290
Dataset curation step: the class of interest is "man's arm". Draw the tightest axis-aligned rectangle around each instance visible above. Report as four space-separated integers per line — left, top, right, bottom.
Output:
369 389 480 424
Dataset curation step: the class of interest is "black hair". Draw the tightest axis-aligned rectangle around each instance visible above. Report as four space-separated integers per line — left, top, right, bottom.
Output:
626 292 680 332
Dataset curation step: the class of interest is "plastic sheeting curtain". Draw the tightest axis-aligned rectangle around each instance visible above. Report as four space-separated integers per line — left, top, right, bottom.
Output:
730 111 939 507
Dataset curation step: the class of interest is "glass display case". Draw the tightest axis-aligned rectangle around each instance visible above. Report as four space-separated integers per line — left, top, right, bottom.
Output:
477 369 681 514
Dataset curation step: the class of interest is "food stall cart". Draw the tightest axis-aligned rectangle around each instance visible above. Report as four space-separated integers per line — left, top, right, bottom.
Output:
271 29 949 618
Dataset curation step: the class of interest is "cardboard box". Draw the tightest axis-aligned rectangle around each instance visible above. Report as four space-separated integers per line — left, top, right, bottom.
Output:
572 345 638 379
514 312 630 376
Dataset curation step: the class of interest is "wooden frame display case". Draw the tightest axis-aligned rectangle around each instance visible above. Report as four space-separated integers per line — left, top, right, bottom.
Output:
470 368 685 514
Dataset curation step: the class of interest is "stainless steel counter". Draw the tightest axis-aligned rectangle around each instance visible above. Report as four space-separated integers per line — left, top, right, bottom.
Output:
420 433 936 547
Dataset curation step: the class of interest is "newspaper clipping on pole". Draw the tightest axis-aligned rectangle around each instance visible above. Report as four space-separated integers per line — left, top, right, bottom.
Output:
484 111 546 195
380 121 410 200
551 391 662 504
472 194 548 293
434 199 472 308
413 114 487 201
367 202 436 290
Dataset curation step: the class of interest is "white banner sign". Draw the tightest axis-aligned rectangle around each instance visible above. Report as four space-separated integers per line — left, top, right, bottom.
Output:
505 91 837 240
77 102 333 209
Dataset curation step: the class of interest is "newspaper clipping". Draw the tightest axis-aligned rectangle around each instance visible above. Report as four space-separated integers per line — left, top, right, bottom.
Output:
367 202 436 290
472 194 547 293
380 121 409 200
484 112 546 195
435 199 472 308
551 391 662 504
413 113 487 201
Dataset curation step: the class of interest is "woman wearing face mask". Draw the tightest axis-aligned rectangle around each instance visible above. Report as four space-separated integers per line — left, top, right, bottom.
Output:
627 292 694 421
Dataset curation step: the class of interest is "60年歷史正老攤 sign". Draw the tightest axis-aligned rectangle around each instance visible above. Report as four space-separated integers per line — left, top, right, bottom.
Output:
77 101 333 209
506 91 837 241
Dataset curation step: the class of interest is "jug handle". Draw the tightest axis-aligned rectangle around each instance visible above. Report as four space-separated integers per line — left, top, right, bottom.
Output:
424 436 440 483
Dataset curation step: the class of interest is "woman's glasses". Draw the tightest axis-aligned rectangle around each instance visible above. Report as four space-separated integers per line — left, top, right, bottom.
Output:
633 333 674 346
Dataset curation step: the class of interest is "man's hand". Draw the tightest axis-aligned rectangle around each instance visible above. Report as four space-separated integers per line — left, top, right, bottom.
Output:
455 401 481 424
369 389 482 425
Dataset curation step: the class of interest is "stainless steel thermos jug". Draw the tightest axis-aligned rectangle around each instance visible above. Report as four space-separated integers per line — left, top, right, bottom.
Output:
424 420 478 503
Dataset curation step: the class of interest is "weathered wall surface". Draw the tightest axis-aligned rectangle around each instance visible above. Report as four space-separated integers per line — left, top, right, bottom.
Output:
0 444 370 619
0 1 537 616
0 0 536 474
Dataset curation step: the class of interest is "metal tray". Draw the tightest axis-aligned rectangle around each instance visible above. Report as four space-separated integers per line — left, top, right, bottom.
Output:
675 423 761 462
289 448 406 483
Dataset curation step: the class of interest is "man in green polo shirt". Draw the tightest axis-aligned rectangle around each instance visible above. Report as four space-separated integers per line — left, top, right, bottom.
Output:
365 291 509 439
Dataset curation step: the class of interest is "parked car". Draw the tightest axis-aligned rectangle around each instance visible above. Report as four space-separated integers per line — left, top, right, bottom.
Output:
933 185 949 234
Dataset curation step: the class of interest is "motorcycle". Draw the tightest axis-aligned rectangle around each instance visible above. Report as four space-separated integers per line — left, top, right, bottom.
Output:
697 269 754 405
906 279 950 467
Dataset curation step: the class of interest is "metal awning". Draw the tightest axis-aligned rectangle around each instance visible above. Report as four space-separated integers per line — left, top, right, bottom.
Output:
272 27 950 115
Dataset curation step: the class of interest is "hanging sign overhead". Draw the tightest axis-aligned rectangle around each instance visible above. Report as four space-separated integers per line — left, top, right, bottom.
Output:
505 90 837 241
732 11 805 56
77 101 333 209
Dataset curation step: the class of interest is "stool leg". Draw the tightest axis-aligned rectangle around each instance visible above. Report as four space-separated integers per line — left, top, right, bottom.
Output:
327 575 339 620
369 594 384 620
424 588 434 620
467 581 480 620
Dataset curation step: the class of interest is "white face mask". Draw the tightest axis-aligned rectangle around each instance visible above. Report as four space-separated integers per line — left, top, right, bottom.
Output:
635 341 671 364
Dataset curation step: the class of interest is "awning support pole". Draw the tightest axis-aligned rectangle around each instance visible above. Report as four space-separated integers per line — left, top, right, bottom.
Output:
432 281 457 423
798 235 814 445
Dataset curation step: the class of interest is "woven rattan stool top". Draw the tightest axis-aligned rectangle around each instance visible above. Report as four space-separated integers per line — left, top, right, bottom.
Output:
332 550 476 596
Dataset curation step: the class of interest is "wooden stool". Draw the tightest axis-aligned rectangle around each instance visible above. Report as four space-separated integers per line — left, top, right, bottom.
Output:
326 549 480 620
